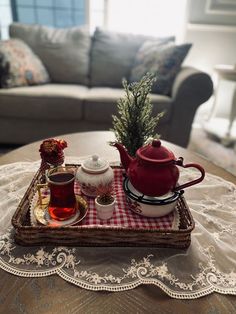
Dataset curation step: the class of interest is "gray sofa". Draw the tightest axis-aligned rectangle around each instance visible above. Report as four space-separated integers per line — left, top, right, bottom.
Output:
0 23 213 147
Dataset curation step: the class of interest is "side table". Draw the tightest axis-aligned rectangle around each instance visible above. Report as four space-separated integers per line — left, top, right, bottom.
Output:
204 64 236 145
0 132 236 313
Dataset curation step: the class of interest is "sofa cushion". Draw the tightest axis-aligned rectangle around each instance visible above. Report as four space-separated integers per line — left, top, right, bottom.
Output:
0 84 88 120
90 28 174 88
0 39 50 88
9 23 91 85
84 87 171 123
130 42 192 95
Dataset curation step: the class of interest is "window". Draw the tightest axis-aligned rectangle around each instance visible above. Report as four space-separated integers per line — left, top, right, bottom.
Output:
0 0 12 39
106 0 188 42
89 0 105 33
0 1 106 38
11 0 88 28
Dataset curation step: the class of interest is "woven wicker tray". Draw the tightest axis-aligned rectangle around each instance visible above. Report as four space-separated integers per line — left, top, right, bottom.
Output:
11 165 195 249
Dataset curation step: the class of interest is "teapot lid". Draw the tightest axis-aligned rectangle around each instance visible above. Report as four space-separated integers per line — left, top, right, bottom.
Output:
81 155 109 174
137 139 175 163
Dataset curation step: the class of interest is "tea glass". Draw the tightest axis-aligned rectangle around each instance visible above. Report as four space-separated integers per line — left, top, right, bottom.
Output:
38 166 77 221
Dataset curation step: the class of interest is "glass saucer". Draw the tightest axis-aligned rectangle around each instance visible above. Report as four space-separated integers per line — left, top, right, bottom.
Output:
33 195 88 227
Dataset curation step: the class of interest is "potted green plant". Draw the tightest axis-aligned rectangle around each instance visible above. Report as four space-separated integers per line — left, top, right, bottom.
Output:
95 184 115 220
111 72 164 157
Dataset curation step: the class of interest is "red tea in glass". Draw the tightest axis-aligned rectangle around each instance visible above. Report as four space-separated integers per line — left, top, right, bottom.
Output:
47 167 76 221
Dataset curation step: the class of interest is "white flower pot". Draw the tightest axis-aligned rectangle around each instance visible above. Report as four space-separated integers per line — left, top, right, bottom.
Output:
95 197 116 220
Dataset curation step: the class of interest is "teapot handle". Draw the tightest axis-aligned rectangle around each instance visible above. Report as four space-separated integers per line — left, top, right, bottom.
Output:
173 157 205 192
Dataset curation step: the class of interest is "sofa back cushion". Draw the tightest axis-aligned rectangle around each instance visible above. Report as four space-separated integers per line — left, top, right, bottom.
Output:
9 23 91 85
90 28 174 88
130 41 192 95
0 39 50 88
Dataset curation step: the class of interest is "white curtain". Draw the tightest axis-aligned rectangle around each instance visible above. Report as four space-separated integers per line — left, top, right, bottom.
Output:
0 0 12 39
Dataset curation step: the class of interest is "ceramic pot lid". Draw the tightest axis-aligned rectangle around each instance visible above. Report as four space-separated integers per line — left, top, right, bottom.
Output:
137 139 175 163
81 155 109 174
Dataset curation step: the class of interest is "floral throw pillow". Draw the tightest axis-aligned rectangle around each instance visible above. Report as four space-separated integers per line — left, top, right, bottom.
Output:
0 39 50 88
130 41 192 95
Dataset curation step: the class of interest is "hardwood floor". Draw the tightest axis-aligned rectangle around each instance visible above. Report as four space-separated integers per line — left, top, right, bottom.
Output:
188 127 236 176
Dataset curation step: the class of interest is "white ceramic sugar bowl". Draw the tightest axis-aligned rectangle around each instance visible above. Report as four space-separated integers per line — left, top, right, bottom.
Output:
76 155 114 197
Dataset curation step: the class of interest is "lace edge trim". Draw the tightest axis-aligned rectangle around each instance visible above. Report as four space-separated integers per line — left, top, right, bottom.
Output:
1 258 235 299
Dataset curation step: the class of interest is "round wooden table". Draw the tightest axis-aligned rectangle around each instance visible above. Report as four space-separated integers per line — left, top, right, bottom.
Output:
0 131 235 313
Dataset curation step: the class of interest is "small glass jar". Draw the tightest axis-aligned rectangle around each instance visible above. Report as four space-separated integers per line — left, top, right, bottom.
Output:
76 155 114 197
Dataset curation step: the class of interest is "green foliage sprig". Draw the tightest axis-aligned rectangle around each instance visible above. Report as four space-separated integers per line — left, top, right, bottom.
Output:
111 73 164 156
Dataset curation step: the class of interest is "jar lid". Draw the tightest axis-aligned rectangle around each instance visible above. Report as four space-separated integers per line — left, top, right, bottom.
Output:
137 139 175 163
81 155 109 174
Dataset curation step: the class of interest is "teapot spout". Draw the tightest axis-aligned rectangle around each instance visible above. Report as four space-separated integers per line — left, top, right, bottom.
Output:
111 142 133 171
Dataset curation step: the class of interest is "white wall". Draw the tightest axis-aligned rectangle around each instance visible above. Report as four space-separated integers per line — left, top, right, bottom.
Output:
184 0 236 75
185 0 236 132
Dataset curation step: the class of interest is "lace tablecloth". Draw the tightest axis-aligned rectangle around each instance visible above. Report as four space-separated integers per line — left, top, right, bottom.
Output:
0 158 236 299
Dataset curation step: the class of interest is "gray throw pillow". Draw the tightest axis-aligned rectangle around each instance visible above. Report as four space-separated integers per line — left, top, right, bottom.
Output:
90 28 174 88
130 41 192 95
9 23 91 85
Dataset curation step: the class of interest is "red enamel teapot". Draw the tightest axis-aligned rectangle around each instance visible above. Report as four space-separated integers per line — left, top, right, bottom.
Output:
112 139 205 197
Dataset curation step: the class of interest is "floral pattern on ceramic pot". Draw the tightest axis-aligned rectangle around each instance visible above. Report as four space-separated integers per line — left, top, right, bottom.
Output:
76 155 114 198
0 39 50 88
126 198 142 214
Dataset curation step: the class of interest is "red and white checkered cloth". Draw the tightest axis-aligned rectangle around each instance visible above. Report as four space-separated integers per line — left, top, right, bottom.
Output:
40 168 177 230
79 168 176 229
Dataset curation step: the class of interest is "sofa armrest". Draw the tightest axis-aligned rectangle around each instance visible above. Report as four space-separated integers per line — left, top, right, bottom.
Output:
166 67 213 147
171 66 213 102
